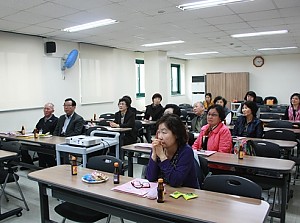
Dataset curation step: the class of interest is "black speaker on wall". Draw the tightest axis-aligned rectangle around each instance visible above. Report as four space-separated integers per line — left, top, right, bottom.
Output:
45 41 56 53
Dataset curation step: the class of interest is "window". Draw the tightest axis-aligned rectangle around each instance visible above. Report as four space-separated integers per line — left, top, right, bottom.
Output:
171 64 181 95
136 59 145 98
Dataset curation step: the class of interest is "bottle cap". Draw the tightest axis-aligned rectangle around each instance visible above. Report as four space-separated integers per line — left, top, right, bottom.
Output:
71 156 77 161
158 178 163 183
114 162 119 167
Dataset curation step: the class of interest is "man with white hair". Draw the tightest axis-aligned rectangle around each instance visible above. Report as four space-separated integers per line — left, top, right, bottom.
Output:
21 103 58 168
191 102 207 133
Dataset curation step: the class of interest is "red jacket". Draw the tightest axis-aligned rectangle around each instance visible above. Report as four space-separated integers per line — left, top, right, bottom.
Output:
192 123 232 153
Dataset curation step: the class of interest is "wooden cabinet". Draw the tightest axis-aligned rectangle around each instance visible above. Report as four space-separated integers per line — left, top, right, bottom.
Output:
206 72 249 107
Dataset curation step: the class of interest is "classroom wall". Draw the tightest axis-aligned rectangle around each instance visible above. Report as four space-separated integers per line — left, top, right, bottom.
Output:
186 54 300 104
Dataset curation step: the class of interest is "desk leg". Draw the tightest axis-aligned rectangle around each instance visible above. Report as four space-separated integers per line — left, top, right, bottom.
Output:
280 175 288 223
82 155 87 168
56 150 61 165
127 151 134 177
38 183 51 223
115 143 120 159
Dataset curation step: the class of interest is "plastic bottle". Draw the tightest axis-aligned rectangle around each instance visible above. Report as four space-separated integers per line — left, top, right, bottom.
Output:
113 162 120 184
71 156 78 175
157 178 164 203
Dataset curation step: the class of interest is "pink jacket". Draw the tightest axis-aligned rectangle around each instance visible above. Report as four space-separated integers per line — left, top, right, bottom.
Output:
192 123 232 153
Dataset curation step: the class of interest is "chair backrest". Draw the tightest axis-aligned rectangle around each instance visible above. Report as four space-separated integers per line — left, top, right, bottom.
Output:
0 141 22 154
202 175 262 199
266 120 294 129
87 155 124 174
260 113 281 119
179 103 192 109
255 96 264 105
263 129 296 141
135 120 143 130
251 140 281 158
99 113 115 120
180 109 188 121
97 119 111 126
259 105 271 112
86 127 111 136
264 96 278 105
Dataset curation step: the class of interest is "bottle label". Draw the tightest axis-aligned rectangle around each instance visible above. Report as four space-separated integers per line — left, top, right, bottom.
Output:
72 165 78 175
113 174 119 184
157 188 164 203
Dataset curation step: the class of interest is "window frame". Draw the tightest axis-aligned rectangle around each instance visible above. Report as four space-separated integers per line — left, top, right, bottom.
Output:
135 59 145 98
171 63 181 95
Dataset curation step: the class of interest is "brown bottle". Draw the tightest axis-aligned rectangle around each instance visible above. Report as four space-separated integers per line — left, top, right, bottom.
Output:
21 126 25 135
71 156 78 175
113 162 120 184
157 178 164 203
93 113 97 121
34 128 39 138
238 144 244 159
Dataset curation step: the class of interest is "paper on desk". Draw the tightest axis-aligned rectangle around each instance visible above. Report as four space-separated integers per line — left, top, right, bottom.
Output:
111 178 157 197
196 150 216 157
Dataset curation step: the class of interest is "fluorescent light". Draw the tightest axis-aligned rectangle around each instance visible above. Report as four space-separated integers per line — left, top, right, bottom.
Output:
62 19 118 32
257 46 298 51
231 30 288 38
141 40 184 47
185 51 219 55
177 0 254 10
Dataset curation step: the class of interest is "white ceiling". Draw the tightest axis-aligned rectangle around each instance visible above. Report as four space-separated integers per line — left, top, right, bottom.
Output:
0 0 299 59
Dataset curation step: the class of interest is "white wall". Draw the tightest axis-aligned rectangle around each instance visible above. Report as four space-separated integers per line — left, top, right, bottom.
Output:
186 54 300 104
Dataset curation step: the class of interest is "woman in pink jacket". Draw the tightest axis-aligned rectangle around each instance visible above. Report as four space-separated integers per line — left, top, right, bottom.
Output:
192 104 232 153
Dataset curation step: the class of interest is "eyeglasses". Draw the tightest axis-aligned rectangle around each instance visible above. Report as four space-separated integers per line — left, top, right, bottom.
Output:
63 104 73 107
131 181 150 189
207 113 218 117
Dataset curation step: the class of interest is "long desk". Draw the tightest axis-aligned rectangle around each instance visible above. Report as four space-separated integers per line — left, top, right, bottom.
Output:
28 165 270 223
206 152 294 223
0 133 66 169
0 150 23 220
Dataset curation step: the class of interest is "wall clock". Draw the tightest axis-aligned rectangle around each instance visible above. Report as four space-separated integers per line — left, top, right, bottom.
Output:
253 56 264 67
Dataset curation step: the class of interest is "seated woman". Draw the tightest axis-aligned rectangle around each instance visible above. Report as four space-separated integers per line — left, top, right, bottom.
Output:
213 96 232 125
192 104 232 153
110 97 136 146
203 93 213 109
236 91 260 118
232 101 263 138
146 114 198 189
283 93 300 123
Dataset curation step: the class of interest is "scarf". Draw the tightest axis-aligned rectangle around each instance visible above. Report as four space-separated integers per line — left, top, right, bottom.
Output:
288 106 300 121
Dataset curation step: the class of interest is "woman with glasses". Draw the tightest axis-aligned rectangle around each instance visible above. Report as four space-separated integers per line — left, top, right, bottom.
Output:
232 101 263 138
213 96 232 125
192 104 232 153
109 97 136 146
146 114 198 189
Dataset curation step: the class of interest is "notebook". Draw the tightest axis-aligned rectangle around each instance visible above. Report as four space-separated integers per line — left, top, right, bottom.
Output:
196 150 216 157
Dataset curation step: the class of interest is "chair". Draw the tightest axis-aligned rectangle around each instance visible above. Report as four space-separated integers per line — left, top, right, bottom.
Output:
266 120 294 128
202 175 262 199
264 96 278 105
178 103 192 110
54 155 124 223
255 96 264 105
193 152 211 189
260 113 281 120
259 105 271 112
252 140 281 158
135 120 144 143
0 141 29 211
180 109 188 123
99 113 115 120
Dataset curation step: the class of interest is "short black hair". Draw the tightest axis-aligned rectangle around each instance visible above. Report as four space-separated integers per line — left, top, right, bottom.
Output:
243 101 258 116
244 91 257 101
156 114 188 147
122 95 132 105
290 93 300 104
65 98 76 106
213 96 227 107
152 93 162 101
164 104 181 117
205 93 212 98
118 97 130 107
207 104 225 121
